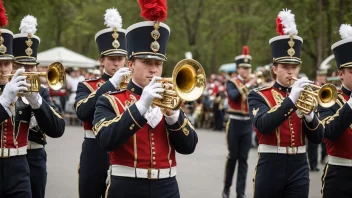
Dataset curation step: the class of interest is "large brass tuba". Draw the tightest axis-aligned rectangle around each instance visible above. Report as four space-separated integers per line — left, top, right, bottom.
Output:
4 62 66 95
291 77 337 116
152 59 206 110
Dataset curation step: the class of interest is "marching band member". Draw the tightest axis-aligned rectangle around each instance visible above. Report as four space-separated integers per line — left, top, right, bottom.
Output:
319 23 352 198
74 8 130 198
248 9 323 198
0 3 65 197
222 46 257 198
92 1 198 197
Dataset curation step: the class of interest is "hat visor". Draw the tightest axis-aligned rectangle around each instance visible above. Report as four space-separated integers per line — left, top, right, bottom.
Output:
102 51 127 57
274 58 301 65
237 63 252 68
15 60 38 66
0 55 14 61
133 54 166 61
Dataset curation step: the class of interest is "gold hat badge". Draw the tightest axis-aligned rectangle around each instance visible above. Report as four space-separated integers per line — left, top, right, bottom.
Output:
0 31 6 54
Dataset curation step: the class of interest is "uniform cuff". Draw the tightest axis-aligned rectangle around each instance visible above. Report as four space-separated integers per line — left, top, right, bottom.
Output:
29 94 43 109
164 110 180 125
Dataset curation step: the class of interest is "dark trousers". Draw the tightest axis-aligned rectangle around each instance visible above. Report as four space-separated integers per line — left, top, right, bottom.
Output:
0 155 31 198
224 118 252 197
308 140 328 169
106 176 180 198
307 140 319 169
322 164 352 198
26 148 47 198
79 138 110 198
253 153 309 198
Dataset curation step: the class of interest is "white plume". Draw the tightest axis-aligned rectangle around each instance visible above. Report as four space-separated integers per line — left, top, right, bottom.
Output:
19 15 37 35
104 8 122 29
185 52 192 59
339 24 352 40
278 9 298 35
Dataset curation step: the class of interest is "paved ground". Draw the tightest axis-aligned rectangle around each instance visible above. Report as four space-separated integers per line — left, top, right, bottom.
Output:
45 126 326 198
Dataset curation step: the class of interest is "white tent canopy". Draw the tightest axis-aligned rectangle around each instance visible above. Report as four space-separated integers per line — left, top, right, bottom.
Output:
37 46 98 68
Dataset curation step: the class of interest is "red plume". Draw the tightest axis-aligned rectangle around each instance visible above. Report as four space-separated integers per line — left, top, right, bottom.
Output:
276 16 284 35
242 46 249 55
138 0 167 22
0 0 7 27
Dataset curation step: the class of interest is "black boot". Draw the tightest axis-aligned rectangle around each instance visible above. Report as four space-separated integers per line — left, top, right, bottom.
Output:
222 188 230 198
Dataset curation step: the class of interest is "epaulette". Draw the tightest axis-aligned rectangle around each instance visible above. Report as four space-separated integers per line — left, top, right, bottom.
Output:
253 85 272 92
85 77 100 82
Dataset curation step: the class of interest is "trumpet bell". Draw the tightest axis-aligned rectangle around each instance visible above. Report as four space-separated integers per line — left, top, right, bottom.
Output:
173 59 205 102
46 62 66 90
152 59 206 110
317 83 337 108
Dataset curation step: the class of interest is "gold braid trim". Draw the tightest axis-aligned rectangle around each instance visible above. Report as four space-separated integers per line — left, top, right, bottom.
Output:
93 116 122 134
49 105 63 119
75 91 96 111
168 118 188 132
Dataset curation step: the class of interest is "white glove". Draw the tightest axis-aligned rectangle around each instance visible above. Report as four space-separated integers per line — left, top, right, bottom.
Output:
109 67 131 89
288 77 311 104
135 76 164 115
304 111 314 123
0 68 29 108
25 92 43 109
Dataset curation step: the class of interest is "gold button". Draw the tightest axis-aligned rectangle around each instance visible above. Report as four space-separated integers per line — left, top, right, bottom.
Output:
3 136 6 139
279 87 282 90
129 124 135 130
5 120 7 123
131 88 135 92
153 162 156 165
3 140 6 143
290 124 293 126
153 152 156 155
152 142 155 145
292 135 295 138
151 138 154 141
152 157 155 160
290 108 293 112
284 114 287 116
288 112 290 115
4 128 7 131
19 111 22 115
292 143 295 146
151 133 154 136
152 147 155 150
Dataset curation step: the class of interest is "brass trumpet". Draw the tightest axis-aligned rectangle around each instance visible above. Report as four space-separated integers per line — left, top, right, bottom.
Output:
153 59 206 110
3 62 65 95
290 77 337 116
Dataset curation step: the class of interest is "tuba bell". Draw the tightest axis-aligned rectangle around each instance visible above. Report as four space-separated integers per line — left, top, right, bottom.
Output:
4 62 66 95
290 77 337 116
152 59 206 110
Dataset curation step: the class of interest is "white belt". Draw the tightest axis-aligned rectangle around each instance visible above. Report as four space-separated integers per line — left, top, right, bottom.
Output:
111 165 177 179
0 146 27 158
84 130 95 139
27 141 44 150
328 155 352 167
229 114 250 120
258 144 306 155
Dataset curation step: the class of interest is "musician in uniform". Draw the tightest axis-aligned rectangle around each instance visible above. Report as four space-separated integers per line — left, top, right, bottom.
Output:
0 4 65 197
222 46 257 198
248 9 323 198
92 1 198 197
12 15 60 198
319 23 352 198
307 69 328 172
74 8 130 198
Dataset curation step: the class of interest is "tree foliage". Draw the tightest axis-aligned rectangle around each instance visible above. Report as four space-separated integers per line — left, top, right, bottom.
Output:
4 0 352 77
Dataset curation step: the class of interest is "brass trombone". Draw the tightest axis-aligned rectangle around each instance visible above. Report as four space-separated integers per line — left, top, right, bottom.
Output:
3 62 66 95
290 77 337 116
153 59 206 110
